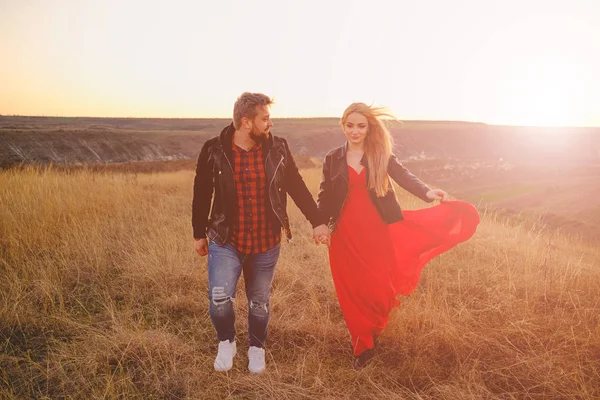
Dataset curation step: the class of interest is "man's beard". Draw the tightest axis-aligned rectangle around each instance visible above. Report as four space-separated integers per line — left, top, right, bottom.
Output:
249 127 269 145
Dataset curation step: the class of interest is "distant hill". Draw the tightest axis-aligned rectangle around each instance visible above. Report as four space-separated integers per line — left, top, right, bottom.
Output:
1 116 599 167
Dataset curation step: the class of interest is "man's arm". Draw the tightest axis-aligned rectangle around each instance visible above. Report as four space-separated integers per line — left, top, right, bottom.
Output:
316 153 332 221
281 140 328 229
192 140 214 241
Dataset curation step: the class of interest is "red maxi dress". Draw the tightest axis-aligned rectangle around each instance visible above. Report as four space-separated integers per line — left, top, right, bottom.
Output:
329 167 480 356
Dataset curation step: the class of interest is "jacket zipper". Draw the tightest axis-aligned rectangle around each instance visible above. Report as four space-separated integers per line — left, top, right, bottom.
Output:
222 150 234 178
339 173 349 211
339 148 353 219
268 154 287 237
218 149 235 243
331 169 349 234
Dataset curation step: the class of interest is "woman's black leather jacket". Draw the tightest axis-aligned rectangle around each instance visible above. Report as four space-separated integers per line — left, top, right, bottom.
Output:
317 144 433 232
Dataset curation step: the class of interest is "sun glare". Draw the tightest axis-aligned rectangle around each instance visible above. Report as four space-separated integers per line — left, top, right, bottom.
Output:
499 57 587 127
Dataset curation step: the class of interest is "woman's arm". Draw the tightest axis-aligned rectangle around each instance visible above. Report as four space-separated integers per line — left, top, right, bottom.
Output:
387 155 434 202
281 139 326 228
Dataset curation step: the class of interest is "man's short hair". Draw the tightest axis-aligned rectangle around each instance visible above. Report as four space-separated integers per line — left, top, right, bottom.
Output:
233 92 273 129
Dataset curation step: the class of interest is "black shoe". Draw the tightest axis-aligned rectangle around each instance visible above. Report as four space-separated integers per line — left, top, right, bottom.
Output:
353 349 374 370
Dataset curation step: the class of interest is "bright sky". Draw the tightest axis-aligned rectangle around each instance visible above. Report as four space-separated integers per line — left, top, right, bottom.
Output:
1 0 599 126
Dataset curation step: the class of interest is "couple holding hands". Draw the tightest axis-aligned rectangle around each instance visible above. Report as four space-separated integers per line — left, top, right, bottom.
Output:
192 92 479 372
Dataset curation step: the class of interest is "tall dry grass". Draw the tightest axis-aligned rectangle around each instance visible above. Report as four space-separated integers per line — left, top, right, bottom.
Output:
1 166 599 399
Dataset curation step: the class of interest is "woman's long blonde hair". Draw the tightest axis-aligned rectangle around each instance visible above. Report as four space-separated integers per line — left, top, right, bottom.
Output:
341 102 395 197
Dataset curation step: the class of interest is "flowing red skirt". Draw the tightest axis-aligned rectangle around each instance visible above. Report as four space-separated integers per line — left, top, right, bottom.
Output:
329 167 479 356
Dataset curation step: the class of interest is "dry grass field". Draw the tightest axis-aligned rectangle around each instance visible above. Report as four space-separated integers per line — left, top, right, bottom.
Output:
1 166 599 399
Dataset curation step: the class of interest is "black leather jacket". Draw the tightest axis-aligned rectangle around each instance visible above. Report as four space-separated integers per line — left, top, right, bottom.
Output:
317 144 433 232
192 123 325 244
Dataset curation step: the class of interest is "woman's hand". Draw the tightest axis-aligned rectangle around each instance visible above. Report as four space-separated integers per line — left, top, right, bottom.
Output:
313 224 331 246
426 189 448 202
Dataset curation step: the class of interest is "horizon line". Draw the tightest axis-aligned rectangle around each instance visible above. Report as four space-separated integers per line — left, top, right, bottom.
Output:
2 114 600 129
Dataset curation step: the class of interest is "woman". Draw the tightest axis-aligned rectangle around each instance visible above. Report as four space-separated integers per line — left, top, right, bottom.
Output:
317 103 479 369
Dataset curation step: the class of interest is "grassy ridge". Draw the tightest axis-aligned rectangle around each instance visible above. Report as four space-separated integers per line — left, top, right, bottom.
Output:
1 167 599 399
3 115 600 167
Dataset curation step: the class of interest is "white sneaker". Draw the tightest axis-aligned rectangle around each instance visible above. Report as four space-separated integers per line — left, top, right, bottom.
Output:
214 340 236 372
248 346 266 374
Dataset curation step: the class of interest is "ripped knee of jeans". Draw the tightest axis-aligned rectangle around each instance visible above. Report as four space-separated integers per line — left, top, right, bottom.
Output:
249 300 269 317
211 286 234 307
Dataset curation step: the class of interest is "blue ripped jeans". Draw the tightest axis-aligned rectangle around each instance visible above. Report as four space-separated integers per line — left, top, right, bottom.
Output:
208 241 280 348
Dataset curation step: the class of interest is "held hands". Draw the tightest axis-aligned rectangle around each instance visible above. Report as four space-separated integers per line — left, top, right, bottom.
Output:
194 238 208 256
426 189 449 202
312 224 331 246
194 224 331 256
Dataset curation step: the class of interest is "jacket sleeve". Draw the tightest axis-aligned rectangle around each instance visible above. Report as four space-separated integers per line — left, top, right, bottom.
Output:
388 154 433 203
282 140 328 228
191 140 214 239
316 153 332 222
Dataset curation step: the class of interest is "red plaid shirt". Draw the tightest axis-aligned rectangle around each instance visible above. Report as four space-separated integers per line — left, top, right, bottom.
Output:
229 143 281 254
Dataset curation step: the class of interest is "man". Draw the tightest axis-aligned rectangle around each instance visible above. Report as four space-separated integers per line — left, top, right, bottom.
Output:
192 92 330 373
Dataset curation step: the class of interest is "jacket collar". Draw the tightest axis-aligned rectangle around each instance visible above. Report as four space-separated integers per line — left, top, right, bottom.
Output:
218 122 274 152
334 142 367 165
333 143 346 160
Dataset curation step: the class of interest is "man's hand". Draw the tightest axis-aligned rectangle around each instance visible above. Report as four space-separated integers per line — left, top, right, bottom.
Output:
313 224 331 246
426 189 448 202
194 238 208 256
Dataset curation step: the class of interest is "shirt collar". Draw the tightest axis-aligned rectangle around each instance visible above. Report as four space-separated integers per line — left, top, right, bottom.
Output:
232 142 262 153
